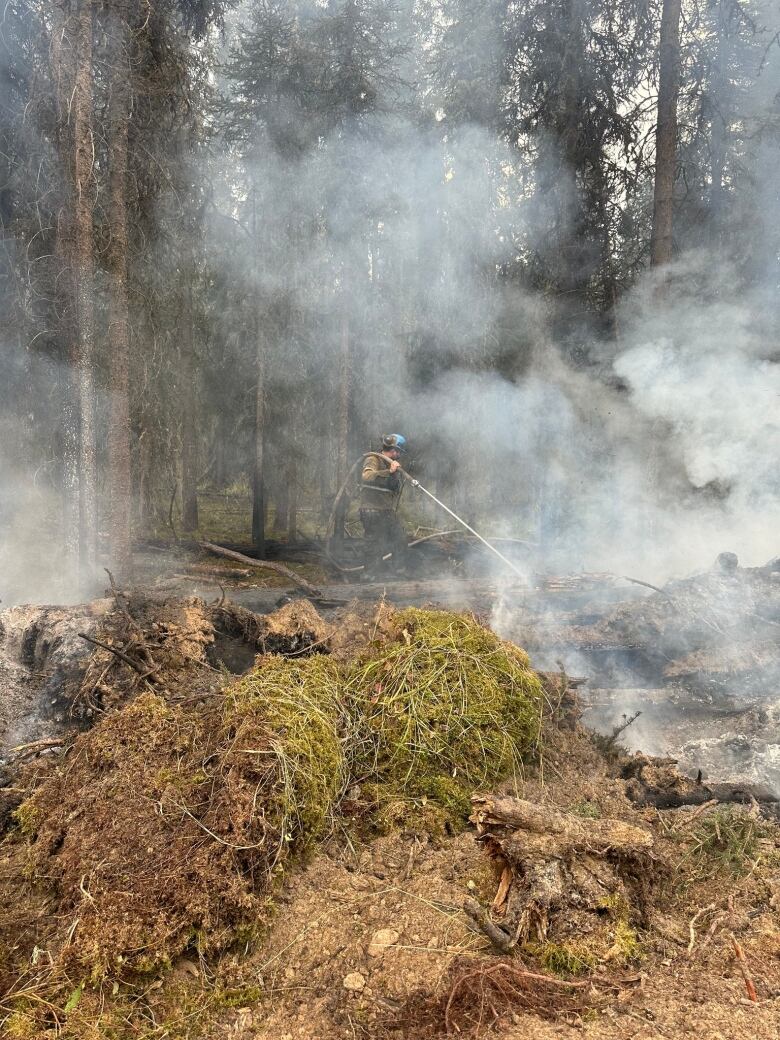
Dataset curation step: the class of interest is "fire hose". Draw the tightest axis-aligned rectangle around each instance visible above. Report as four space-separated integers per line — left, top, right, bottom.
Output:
327 454 527 582
402 472 527 582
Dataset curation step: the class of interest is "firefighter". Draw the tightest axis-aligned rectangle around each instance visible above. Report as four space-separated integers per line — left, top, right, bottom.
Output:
359 434 409 579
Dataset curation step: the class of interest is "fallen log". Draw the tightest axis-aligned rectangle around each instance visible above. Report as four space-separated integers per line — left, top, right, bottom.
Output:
471 795 654 857
197 542 323 598
620 754 780 809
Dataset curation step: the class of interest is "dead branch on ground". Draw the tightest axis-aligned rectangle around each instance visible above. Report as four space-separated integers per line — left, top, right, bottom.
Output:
197 541 323 597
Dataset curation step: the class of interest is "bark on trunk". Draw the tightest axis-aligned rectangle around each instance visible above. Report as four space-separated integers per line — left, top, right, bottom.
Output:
274 470 289 533
74 0 97 578
181 281 199 532
53 0 97 586
336 309 350 489
650 0 683 267
250 191 265 556
332 309 351 544
251 316 266 555
287 458 298 542
106 6 133 579
709 0 728 241
51 3 80 575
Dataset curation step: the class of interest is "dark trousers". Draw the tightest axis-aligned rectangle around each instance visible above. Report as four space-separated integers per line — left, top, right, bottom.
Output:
360 509 408 577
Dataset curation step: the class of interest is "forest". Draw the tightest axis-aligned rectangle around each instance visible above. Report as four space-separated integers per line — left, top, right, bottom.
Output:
0 0 778 597
2 4 780 1038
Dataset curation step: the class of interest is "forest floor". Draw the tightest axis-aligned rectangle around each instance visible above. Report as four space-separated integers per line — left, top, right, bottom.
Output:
1 552 778 1039
206 723 780 1040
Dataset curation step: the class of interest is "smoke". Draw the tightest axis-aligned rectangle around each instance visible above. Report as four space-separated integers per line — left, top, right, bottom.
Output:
1 0 778 608
0 436 80 608
203 0 780 587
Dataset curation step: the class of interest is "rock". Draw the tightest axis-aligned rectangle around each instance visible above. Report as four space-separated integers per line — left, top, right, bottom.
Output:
342 972 366 992
367 928 400 957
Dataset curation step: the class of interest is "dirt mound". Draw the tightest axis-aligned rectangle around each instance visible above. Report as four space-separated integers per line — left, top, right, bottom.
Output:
0 600 112 754
5 595 779 1040
211 599 335 671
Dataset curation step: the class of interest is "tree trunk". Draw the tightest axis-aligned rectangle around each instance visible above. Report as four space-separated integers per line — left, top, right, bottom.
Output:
74 0 97 579
333 308 351 544
336 309 350 488
559 0 584 294
468 795 657 947
250 190 265 555
181 280 199 532
709 0 728 241
106 5 133 579
287 458 298 542
51 2 80 581
650 0 682 267
251 315 266 554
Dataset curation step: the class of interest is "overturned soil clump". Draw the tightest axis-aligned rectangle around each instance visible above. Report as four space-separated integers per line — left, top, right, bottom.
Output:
0 602 544 1037
3 593 780 1040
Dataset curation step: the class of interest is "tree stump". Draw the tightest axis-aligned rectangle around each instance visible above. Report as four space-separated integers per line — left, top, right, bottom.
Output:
468 795 658 954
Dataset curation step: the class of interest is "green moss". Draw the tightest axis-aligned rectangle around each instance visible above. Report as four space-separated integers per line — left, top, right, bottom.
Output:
345 609 542 826
226 655 345 846
570 800 601 819
606 918 642 963
683 806 765 877
3 1007 38 1039
12 800 41 837
538 941 596 976
214 983 264 1008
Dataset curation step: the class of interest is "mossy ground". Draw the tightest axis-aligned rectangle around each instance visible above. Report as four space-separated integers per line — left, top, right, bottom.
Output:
0 607 543 1038
346 609 542 831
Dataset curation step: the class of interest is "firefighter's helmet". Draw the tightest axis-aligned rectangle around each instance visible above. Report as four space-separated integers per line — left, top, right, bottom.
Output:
382 433 407 454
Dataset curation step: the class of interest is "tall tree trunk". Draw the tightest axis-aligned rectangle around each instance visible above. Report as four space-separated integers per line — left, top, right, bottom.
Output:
52 2 79 579
274 471 289 533
106 5 133 578
651 0 682 267
559 0 584 295
709 0 728 241
333 308 351 544
251 191 265 555
74 0 97 578
336 309 350 488
181 280 200 532
287 457 298 543
54 0 97 585
251 319 266 554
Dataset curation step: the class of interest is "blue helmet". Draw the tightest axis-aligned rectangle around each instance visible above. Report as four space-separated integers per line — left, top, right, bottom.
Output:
382 433 408 454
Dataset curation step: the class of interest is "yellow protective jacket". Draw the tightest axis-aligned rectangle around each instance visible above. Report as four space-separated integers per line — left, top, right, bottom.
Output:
359 453 404 511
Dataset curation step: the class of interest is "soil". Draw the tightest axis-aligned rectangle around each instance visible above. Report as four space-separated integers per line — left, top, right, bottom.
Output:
200 725 780 1040
3 556 780 1040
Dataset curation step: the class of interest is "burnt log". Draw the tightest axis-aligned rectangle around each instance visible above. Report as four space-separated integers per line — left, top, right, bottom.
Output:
620 754 779 809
